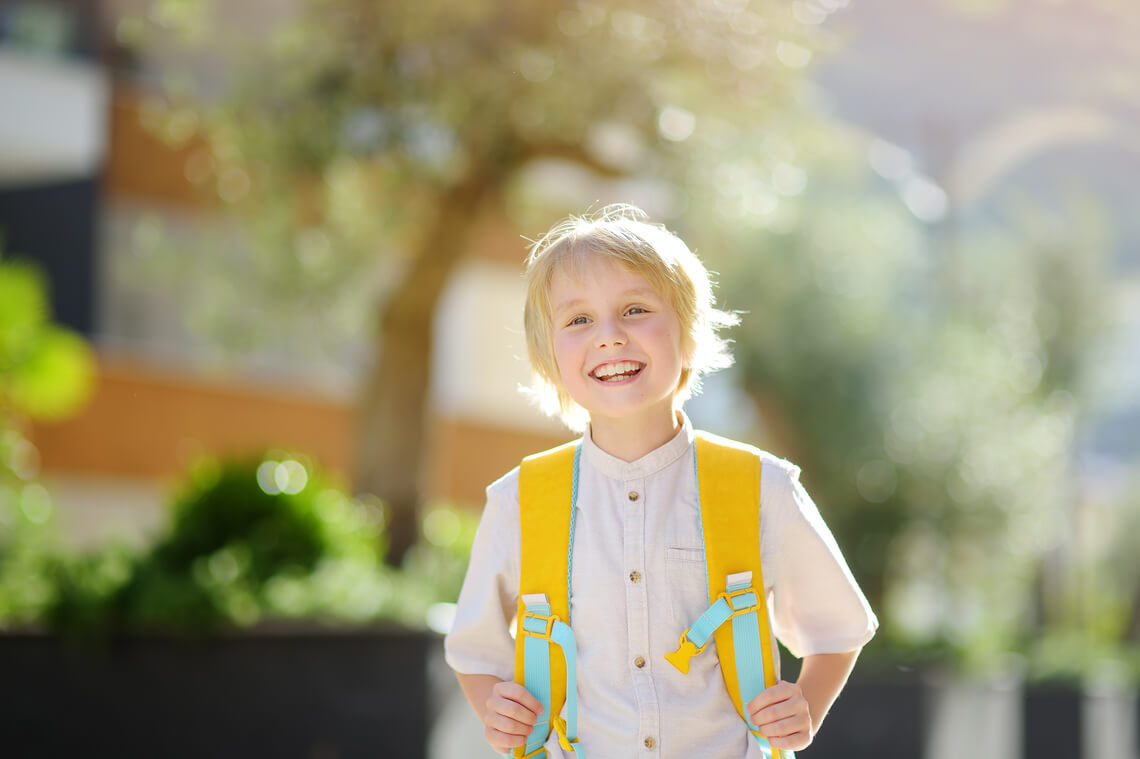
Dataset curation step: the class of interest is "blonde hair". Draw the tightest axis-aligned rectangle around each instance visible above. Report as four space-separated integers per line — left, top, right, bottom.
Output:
523 204 739 431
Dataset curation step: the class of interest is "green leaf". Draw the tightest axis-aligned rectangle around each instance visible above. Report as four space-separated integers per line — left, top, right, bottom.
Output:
7 326 96 421
0 260 49 365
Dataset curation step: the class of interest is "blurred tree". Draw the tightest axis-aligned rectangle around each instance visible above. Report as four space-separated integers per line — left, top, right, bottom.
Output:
136 0 824 563
687 123 1112 667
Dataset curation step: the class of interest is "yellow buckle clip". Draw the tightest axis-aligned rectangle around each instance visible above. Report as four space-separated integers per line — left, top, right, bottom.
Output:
664 631 707 674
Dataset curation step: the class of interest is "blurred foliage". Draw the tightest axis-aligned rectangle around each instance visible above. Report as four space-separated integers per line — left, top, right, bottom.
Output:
120 0 824 368
1027 466 1140 682
0 251 95 421
682 122 1125 676
38 453 475 640
0 247 95 624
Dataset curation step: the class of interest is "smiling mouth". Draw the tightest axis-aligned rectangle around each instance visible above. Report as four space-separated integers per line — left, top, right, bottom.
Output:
591 361 644 382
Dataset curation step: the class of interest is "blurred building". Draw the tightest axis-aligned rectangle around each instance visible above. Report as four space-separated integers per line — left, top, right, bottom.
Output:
813 0 1140 475
1 0 570 548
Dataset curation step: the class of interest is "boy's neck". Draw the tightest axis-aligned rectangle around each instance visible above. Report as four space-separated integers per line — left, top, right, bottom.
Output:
588 408 683 463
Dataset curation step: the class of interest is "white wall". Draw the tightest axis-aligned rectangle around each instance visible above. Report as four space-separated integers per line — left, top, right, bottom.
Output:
431 258 564 436
0 47 109 185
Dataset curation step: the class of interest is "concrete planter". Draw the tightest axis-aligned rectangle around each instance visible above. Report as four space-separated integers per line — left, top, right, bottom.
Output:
804 667 1138 759
2 625 438 759
1024 683 1081 758
795 668 926 758
919 669 1138 759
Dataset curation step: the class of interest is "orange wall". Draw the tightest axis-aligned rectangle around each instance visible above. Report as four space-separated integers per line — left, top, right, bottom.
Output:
31 354 354 483
428 414 571 506
31 355 568 508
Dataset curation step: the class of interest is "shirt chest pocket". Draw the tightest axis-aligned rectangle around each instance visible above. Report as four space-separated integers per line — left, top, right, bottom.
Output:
664 546 709 633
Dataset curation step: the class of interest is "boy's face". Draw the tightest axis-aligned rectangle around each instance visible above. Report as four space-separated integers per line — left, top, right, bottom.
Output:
549 254 686 432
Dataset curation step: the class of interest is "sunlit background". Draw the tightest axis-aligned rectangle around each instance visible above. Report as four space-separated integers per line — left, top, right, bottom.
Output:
1 0 1138 757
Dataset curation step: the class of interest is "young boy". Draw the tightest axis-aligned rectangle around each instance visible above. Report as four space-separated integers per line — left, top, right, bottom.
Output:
445 205 877 757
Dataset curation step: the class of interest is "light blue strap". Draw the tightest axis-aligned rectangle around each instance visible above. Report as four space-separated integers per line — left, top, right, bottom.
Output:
678 575 794 759
551 619 588 752
727 579 765 712
726 578 774 757
680 595 734 648
567 443 581 618
522 597 553 756
549 620 581 746
521 596 585 757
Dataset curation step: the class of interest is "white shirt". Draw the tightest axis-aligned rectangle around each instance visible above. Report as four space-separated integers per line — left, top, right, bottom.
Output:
445 414 877 758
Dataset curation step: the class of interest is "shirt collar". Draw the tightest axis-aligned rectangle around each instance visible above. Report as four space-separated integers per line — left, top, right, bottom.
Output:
580 411 695 483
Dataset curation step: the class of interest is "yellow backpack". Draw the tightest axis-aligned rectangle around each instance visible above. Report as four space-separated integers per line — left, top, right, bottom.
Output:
513 432 789 759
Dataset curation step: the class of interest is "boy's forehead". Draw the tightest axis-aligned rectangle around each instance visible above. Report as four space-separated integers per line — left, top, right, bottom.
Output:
553 253 651 282
551 250 648 285
548 256 662 311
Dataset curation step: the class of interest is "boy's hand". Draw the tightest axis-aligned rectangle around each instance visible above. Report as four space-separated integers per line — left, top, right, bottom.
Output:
746 680 813 752
482 680 544 753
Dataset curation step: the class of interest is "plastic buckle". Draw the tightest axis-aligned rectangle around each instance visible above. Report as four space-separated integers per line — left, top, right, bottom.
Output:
664 631 707 674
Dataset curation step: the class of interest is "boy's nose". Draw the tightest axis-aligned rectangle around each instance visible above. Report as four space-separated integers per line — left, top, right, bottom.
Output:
595 319 626 348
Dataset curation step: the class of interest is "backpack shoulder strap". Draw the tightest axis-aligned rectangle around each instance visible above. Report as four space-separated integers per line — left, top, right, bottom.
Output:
515 440 583 758
689 431 786 758
517 440 578 623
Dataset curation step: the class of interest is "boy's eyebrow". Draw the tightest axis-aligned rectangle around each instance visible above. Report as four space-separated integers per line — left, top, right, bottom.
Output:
552 287 658 315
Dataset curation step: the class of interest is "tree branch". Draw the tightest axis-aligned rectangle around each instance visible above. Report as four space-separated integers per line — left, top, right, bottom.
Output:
520 139 632 179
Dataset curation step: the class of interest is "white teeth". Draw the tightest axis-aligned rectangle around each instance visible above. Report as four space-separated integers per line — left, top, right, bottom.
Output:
594 361 641 379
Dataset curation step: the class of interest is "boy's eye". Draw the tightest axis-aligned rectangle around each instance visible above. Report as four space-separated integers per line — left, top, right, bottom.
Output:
626 306 648 316
568 315 589 326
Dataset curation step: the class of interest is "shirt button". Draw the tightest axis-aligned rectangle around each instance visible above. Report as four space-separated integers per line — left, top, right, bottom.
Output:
629 570 641 583
644 736 656 749
634 656 646 669
628 490 639 501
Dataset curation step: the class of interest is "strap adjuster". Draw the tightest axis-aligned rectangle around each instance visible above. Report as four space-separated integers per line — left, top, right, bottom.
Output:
521 611 557 639
725 586 759 617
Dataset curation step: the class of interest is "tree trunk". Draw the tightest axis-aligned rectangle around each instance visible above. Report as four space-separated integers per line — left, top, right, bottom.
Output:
354 179 487 566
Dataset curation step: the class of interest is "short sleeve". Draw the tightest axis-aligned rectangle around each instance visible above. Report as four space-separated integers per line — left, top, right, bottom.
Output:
443 468 521 681
759 456 878 658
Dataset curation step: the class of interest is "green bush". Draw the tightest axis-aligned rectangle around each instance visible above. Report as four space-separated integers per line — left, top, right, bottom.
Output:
41 452 475 640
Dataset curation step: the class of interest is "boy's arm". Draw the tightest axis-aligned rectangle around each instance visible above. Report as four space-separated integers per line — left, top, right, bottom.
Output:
456 672 544 754
745 648 861 752
797 649 860 733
